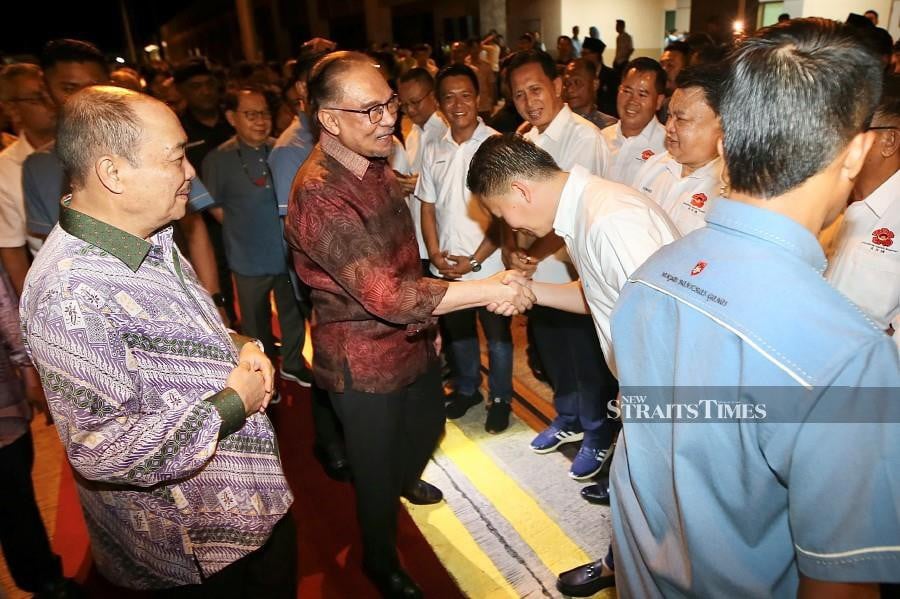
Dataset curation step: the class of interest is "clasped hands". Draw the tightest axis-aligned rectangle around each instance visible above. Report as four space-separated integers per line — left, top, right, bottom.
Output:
226 342 276 416
485 270 536 316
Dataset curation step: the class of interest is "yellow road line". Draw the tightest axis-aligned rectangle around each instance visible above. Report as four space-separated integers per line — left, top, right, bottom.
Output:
405 501 519 598
438 421 591 576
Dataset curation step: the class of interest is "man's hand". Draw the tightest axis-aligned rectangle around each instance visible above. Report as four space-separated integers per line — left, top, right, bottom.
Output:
303 37 337 53
502 247 537 276
443 254 473 279
226 363 269 416
238 342 275 404
431 251 462 280
394 171 419 195
484 270 536 316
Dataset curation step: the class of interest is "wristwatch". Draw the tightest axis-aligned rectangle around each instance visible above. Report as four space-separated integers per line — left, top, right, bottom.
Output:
468 255 482 273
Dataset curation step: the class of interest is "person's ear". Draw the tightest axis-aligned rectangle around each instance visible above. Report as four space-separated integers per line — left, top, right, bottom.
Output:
878 128 899 158
843 131 876 182
317 109 340 136
225 109 237 129
510 179 532 204
95 155 124 194
553 76 563 98
655 91 665 112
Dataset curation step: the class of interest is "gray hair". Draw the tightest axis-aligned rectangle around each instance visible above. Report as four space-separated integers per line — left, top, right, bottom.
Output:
56 86 143 189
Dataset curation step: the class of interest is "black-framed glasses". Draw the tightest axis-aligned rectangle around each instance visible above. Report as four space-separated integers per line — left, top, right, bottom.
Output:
238 110 272 122
868 125 899 131
400 91 431 112
326 94 399 124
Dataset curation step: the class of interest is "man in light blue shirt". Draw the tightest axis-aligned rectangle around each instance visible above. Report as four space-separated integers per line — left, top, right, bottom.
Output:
609 18 900 597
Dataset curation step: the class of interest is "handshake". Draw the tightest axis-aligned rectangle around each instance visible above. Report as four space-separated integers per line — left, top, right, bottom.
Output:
483 270 536 316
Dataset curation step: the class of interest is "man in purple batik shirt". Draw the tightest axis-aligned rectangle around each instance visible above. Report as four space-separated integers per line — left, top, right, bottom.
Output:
20 86 296 596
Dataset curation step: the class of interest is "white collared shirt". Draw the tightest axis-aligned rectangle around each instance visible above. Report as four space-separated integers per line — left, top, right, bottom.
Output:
0 134 36 250
554 164 680 373
601 119 667 186
633 152 724 235
826 170 900 351
415 119 503 280
396 112 448 259
525 104 610 284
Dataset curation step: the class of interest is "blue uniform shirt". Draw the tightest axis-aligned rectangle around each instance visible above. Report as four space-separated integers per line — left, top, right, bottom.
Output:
202 136 286 277
268 113 313 216
22 144 214 240
609 198 900 597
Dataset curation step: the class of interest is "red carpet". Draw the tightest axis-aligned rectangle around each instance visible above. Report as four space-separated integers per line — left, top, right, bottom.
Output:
51 378 464 598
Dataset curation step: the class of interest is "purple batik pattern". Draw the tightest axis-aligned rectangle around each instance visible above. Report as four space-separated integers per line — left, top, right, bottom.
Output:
20 224 293 590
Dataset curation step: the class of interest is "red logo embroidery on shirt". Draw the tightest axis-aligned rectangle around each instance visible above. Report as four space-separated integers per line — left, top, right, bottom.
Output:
690 261 707 276
690 193 708 208
641 149 655 161
872 227 895 247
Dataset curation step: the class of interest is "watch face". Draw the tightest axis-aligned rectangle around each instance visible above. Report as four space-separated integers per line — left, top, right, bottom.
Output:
471 263 482 272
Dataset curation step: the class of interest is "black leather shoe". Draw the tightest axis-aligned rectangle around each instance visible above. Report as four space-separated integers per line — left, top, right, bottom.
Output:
364 566 423 598
402 479 443 505
445 390 483 419
556 559 615 597
581 481 610 505
313 443 351 482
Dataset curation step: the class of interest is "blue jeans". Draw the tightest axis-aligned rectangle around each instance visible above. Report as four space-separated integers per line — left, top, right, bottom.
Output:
442 307 513 400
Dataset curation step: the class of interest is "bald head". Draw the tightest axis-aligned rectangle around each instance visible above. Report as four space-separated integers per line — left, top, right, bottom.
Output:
307 51 381 123
57 86 163 189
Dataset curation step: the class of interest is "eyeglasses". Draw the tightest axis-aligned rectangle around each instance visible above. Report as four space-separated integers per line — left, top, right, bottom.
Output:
400 92 431 112
9 92 53 106
238 110 272 122
326 94 399 124
867 125 899 132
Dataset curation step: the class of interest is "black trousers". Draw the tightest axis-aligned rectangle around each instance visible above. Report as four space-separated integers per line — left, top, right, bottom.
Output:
0 430 63 592
328 364 445 573
156 513 297 598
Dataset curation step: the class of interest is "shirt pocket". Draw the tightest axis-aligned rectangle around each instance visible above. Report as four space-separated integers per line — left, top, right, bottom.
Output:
844 246 900 328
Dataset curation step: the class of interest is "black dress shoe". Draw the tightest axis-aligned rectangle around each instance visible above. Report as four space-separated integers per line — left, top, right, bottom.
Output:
556 559 615 597
313 443 351 482
364 566 423 598
581 482 610 505
402 479 443 505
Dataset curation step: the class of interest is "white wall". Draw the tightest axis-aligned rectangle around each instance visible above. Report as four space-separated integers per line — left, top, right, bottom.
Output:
561 0 669 61
800 0 892 21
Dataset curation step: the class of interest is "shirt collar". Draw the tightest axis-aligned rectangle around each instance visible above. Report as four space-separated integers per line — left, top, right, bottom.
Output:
619 118 662 143
861 169 900 218
424 111 448 136
59 196 152 272
553 164 591 240
663 153 722 180
539 104 573 143
320 133 371 180
440 117 489 147
705 198 827 272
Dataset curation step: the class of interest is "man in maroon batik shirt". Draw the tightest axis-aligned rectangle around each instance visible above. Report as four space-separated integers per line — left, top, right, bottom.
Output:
285 51 533 597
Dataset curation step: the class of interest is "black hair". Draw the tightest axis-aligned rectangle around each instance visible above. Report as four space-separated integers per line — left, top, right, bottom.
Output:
875 75 900 121
664 41 693 59
435 63 479 97
172 57 214 85
566 57 598 80
506 49 558 88
467 133 561 197
720 17 883 198
675 64 726 114
398 67 435 89
41 39 107 74
223 86 267 112
622 57 666 95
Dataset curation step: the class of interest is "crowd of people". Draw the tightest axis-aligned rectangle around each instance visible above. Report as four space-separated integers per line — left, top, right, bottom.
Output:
0 10 898 599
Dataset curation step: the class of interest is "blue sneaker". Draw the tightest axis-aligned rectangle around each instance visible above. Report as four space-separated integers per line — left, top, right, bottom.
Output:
530 425 584 454
569 445 609 480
